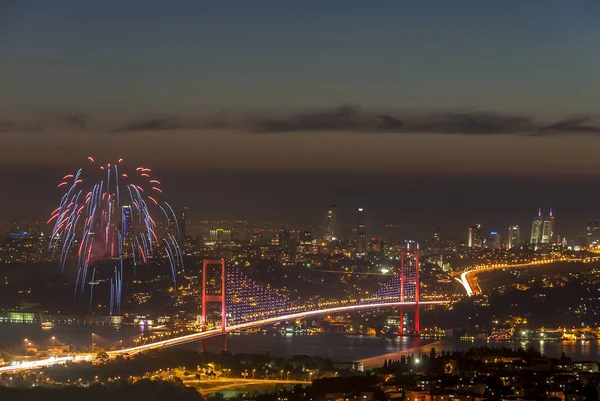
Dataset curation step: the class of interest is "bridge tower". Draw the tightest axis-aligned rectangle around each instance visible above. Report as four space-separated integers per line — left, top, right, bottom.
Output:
201 258 227 333
399 243 420 335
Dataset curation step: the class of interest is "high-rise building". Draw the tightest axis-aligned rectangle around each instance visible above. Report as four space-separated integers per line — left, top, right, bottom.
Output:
541 209 554 244
508 225 520 248
489 231 501 250
325 204 340 242
250 229 263 246
177 207 187 239
209 228 231 243
369 237 382 253
530 209 544 245
278 230 292 251
467 224 481 247
122 205 132 238
301 231 312 244
585 219 600 247
531 208 554 245
356 207 367 254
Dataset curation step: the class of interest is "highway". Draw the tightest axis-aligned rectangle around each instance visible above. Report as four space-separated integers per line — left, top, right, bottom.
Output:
1 301 451 373
0 355 94 373
107 300 448 356
182 378 309 395
455 256 600 295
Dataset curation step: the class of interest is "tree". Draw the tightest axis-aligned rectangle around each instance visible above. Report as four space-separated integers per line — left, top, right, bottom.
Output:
429 348 437 361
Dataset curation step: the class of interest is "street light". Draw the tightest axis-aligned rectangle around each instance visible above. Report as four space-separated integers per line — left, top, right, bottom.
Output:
92 333 95 353
287 371 290 381
252 369 256 379
24 338 28 356
51 336 56 350
119 340 123 350
280 370 284 380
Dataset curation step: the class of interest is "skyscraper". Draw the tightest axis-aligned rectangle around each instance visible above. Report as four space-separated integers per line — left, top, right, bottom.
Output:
585 219 600 247
541 209 554 244
177 207 187 239
489 231 501 250
325 204 340 242
467 224 481 247
508 225 520 248
356 207 367 254
122 205 132 238
530 209 544 245
278 230 292 252
209 228 231 243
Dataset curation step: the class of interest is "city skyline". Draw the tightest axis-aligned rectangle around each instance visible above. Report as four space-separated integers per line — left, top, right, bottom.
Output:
4 3 600 396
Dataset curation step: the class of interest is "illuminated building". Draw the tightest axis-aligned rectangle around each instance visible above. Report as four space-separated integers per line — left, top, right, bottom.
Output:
530 209 543 245
433 227 443 242
585 219 600 247
531 209 554 245
369 237 382 253
541 209 554 244
356 207 367 254
209 228 231 243
325 204 340 242
278 230 292 251
489 231 501 250
122 205 132 238
467 224 481 247
508 225 520 248
250 229 263 245
177 207 187 238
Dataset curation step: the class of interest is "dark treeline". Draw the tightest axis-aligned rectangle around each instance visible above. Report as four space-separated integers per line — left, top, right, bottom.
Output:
0 379 202 401
380 346 566 375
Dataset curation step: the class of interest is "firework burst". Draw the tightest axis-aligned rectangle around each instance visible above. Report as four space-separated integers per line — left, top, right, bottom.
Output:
48 157 184 314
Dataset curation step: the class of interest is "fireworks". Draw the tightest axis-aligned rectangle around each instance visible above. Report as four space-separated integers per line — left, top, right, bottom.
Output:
48 158 184 315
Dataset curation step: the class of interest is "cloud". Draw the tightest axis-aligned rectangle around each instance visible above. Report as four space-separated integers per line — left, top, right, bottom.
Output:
249 106 534 135
0 114 86 133
533 116 600 136
0 119 43 133
2 106 600 138
63 114 87 130
112 117 195 133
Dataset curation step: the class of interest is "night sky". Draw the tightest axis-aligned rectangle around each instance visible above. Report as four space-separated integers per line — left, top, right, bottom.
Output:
1 1 600 239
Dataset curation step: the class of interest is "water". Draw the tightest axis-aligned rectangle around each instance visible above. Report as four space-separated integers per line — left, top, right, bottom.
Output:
2 324 600 368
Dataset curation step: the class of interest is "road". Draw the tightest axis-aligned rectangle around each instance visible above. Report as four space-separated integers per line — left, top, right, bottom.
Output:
183 378 309 395
455 256 600 295
0 355 94 373
1 300 449 373
107 300 448 356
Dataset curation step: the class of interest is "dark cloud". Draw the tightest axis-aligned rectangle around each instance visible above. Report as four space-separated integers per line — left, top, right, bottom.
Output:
112 117 193 133
533 116 600 136
0 119 43 133
63 114 86 130
250 106 534 135
0 114 86 132
37 113 87 131
2 106 600 137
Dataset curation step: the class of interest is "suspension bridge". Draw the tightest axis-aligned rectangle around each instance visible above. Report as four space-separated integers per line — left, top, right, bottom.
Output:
108 244 448 356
